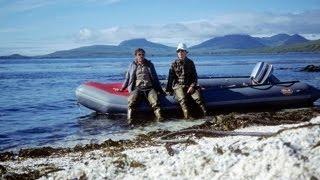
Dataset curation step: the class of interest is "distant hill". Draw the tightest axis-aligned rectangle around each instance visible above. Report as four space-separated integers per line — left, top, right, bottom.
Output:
0 54 31 59
255 34 309 46
38 39 175 58
241 39 320 54
0 34 318 59
191 34 266 50
191 34 310 51
39 45 129 58
119 38 172 50
118 38 175 56
282 34 309 45
255 34 291 46
190 33 313 55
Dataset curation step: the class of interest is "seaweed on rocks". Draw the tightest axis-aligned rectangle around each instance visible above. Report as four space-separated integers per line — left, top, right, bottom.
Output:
1 137 156 161
165 143 175 156
0 108 319 162
18 147 66 158
159 129 274 140
1 108 320 179
0 152 14 162
162 138 198 156
228 147 250 156
1 165 63 180
130 160 145 168
214 145 224 155
0 164 7 174
186 108 320 132
312 141 320 149
156 108 320 143
112 154 145 170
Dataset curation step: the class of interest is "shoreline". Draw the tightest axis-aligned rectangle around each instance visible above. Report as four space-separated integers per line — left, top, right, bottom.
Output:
1 51 320 60
1 108 320 179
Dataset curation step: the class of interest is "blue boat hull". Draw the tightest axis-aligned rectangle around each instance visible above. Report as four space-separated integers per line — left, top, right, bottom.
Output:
75 77 320 114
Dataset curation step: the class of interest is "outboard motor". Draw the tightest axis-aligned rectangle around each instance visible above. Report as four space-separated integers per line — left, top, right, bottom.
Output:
250 62 276 85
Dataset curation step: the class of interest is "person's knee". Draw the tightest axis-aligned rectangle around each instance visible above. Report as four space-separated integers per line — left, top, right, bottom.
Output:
148 91 159 108
174 91 186 102
128 100 137 108
179 98 188 107
149 99 159 109
128 92 140 108
191 91 203 103
192 95 201 103
148 94 158 103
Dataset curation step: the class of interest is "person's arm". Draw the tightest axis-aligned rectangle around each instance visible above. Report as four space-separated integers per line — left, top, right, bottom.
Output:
114 64 131 92
166 64 175 93
187 60 198 94
190 60 198 87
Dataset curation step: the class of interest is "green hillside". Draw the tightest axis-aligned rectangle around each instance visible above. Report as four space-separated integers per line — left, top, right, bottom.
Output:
244 39 320 53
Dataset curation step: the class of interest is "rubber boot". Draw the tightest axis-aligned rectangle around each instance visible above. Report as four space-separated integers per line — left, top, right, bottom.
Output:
154 108 164 122
182 109 191 119
127 108 134 124
199 104 208 117
181 104 191 119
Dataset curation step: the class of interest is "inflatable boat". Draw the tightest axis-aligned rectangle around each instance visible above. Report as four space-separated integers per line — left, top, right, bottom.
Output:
76 62 320 114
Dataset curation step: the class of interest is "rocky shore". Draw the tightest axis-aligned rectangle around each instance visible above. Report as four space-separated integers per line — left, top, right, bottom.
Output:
301 65 320 72
1 108 320 179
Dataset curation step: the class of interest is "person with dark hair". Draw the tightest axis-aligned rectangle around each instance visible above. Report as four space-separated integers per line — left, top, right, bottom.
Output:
114 48 164 124
166 43 207 119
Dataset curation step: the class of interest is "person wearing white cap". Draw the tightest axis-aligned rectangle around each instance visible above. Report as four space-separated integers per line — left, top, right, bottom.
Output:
165 43 207 119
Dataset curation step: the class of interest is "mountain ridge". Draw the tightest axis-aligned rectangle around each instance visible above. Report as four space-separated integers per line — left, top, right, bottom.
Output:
1 34 319 59
191 34 266 50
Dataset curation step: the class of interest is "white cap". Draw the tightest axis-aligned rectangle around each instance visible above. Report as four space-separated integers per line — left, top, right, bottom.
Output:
176 43 188 52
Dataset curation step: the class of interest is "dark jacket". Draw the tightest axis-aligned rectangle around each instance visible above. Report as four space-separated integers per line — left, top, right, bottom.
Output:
166 57 198 92
121 59 163 93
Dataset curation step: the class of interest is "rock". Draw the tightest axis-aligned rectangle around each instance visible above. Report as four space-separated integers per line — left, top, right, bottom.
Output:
301 65 320 72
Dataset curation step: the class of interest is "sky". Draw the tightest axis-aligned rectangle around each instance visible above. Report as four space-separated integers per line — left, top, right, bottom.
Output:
1 0 320 56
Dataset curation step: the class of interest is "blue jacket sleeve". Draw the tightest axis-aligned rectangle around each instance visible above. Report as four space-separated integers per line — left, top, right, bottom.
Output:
121 63 131 90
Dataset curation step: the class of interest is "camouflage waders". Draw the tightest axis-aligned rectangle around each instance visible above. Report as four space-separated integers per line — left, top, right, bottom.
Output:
173 86 207 118
127 88 163 123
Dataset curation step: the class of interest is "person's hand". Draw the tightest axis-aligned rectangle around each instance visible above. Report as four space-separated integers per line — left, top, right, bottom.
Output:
113 88 123 92
165 89 173 96
187 86 195 94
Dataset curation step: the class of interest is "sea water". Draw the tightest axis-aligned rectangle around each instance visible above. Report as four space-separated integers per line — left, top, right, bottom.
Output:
1 53 320 152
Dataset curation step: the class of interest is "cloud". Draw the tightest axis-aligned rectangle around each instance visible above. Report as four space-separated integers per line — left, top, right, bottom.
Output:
75 10 320 46
78 28 93 40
